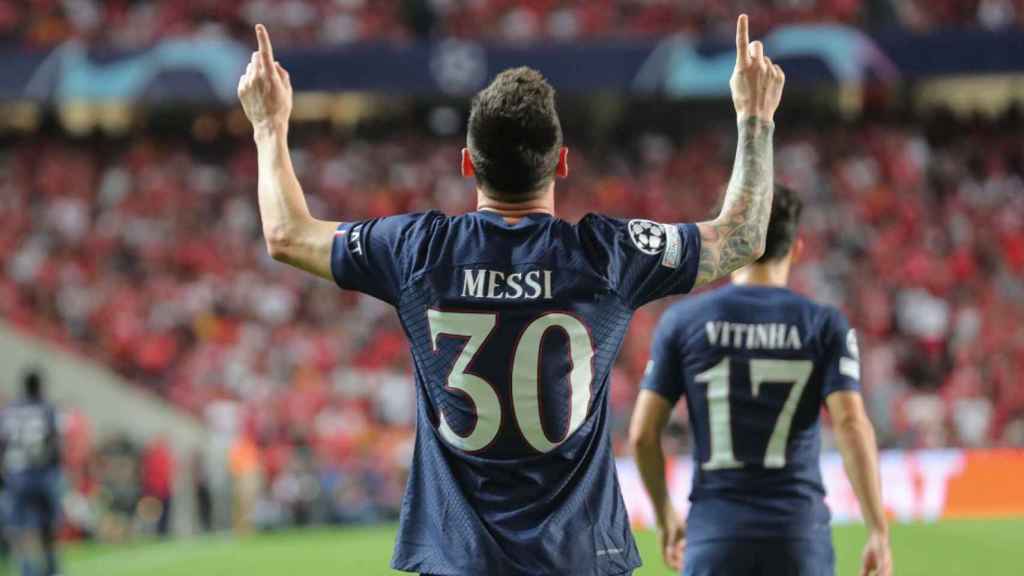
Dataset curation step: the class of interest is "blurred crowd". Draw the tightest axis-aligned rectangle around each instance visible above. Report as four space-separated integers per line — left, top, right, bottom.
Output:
0 393 170 543
0 390 403 543
2 0 1022 49
2 107 1024 532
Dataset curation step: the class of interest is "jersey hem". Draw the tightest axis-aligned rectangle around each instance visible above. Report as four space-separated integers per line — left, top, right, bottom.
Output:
390 559 643 576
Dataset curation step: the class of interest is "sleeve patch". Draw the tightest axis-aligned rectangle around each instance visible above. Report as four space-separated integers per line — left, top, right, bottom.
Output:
627 219 667 256
839 357 860 380
661 223 681 269
846 329 859 360
347 222 365 256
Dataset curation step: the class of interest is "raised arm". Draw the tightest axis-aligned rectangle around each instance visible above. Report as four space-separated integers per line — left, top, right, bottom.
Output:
826 391 892 576
694 15 785 287
238 24 338 280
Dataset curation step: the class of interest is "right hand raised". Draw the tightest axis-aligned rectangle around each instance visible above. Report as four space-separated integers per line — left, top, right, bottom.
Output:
730 14 785 123
238 24 293 136
860 530 893 576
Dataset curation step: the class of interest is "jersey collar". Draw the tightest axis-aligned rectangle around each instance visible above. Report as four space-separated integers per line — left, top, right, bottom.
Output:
474 210 554 226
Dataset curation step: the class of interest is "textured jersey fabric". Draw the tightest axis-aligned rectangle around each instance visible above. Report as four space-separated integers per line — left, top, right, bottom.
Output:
331 210 701 575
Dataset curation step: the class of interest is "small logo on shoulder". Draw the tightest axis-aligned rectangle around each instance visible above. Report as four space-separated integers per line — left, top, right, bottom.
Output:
846 329 859 360
627 219 666 256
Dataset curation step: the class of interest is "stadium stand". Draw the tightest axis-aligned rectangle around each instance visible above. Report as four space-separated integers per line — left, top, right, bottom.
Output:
2 0 1021 48
2 105 1024 530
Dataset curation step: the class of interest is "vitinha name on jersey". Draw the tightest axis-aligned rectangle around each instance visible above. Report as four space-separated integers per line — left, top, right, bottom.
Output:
461 269 554 300
705 321 802 351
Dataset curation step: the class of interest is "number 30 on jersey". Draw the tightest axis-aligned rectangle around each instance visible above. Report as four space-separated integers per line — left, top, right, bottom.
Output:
427 310 594 454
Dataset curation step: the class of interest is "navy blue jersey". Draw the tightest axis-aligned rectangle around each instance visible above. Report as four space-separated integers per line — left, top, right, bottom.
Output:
331 210 701 575
641 284 860 543
1 400 60 476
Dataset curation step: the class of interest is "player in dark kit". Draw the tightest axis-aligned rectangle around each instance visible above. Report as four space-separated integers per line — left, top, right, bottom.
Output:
630 187 892 576
238 15 784 575
1 371 63 576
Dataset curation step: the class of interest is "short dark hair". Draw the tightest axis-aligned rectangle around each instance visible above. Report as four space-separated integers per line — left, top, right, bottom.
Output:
467 67 563 200
757 185 803 263
23 369 43 401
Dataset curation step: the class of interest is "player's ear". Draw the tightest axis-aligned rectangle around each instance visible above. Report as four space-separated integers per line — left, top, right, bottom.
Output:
555 147 569 178
461 148 475 178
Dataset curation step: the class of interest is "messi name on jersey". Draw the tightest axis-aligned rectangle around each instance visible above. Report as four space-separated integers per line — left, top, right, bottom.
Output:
461 268 554 300
705 321 803 350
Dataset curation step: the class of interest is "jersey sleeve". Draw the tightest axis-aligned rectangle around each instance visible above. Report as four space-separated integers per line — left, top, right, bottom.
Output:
820 308 862 397
330 212 437 305
640 308 686 405
578 215 701 309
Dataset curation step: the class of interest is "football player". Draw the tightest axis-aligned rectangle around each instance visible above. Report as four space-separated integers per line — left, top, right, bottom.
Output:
630 187 891 576
238 15 783 575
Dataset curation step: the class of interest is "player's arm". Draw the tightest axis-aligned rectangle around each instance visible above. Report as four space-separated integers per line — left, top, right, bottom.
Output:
629 391 675 528
629 313 687 570
629 390 686 571
820 312 891 576
238 24 339 280
694 15 785 287
826 391 892 576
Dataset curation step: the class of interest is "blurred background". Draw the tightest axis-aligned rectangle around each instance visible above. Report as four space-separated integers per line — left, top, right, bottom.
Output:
1 0 1024 574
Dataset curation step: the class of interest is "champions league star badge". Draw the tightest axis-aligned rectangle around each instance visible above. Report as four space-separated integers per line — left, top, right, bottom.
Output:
628 219 666 255
628 219 681 268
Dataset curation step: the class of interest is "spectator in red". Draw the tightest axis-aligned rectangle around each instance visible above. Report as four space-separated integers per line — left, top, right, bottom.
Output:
140 436 176 537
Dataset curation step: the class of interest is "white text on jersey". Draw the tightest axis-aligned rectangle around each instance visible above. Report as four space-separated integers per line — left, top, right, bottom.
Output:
461 269 553 300
705 321 802 350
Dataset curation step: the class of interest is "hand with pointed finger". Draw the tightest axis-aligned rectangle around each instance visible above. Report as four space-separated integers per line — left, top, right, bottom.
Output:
238 24 293 137
730 14 785 123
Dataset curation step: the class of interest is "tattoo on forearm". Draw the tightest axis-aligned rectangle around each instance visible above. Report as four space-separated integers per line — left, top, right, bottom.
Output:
696 116 774 285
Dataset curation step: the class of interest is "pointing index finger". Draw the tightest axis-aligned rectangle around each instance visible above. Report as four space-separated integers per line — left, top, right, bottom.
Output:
255 24 275 69
736 14 750 66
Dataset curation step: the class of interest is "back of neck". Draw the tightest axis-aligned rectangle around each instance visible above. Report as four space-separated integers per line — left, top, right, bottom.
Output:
476 187 555 224
731 264 790 288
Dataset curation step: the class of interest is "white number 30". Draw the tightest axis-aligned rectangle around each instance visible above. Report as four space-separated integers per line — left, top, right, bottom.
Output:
427 310 594 454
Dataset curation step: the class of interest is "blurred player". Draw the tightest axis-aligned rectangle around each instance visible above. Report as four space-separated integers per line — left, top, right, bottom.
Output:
1 371 62 576
238 15 783 575
629 187 892 576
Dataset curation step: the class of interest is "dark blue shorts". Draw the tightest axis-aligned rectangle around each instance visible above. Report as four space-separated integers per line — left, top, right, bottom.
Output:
5 470 61 531
683 537 835 576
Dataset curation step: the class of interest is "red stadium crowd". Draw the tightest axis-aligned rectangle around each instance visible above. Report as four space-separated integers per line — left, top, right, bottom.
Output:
1 0 1021 48
2 110 1024 528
